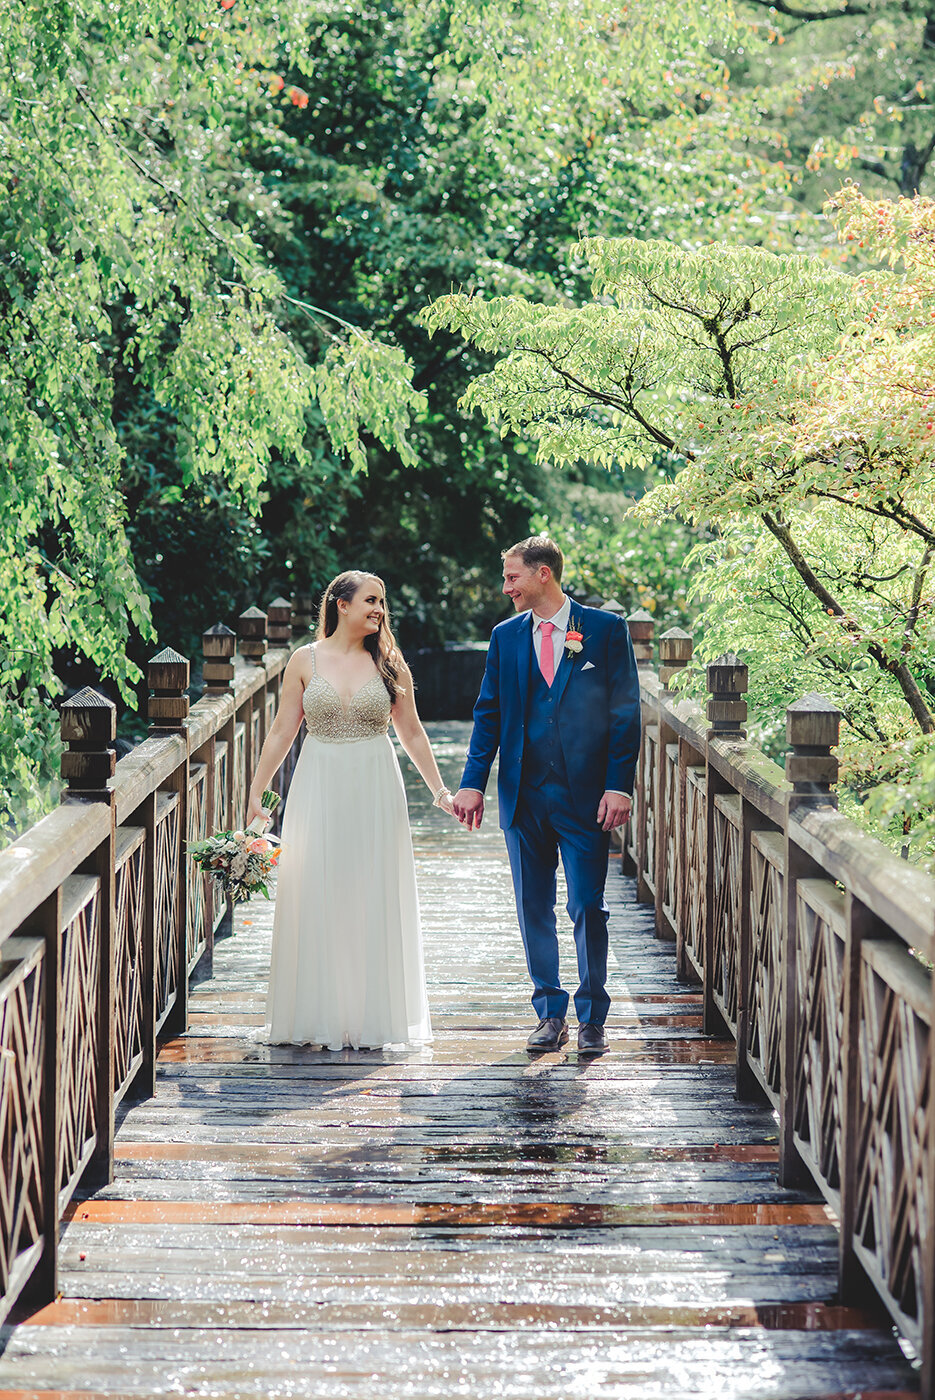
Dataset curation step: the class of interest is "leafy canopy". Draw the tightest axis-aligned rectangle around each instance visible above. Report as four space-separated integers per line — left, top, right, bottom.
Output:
0 0 425 832
424 195 935 859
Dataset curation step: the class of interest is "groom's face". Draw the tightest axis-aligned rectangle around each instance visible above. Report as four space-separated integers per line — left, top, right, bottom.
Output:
502 554 546 613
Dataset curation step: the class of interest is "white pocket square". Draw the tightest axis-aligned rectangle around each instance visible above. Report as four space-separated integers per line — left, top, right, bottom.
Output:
581 661 595 671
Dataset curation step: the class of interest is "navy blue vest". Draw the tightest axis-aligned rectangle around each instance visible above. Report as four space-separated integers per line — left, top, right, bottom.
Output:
522 642 568 788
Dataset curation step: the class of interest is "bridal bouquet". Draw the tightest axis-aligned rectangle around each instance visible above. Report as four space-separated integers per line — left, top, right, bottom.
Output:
188 789 282 904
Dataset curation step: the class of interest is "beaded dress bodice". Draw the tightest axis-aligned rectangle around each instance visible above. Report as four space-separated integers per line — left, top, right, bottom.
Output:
302 645 391 743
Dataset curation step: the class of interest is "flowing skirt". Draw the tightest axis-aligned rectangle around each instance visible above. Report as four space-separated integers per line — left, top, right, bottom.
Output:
266 732 432 1049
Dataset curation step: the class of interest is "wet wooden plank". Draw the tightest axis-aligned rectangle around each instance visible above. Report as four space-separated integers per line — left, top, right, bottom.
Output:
0 1326 918 1398
1 724 919 1396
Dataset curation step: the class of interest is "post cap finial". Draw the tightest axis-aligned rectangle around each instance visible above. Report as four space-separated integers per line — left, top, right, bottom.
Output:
786 693 841 806
60 686 117 802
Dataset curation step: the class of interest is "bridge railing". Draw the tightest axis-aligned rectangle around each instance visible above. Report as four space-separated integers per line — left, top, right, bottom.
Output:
623 614 935 1391
0 595 312 1322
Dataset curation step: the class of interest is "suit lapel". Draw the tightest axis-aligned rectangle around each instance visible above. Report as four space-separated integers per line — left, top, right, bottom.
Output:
516 613 533 713
553 639 576 706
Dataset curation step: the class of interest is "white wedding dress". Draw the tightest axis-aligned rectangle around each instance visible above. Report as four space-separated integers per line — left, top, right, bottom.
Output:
266 645 432 1049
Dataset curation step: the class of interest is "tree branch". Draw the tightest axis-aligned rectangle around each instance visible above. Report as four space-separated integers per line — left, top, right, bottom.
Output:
905 540 934 644
742 0 870 19
762 510 935 733
815 488 935 545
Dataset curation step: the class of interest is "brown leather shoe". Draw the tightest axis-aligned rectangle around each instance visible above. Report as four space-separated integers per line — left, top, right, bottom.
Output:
526 1017 569 1051
577 1022 608 1055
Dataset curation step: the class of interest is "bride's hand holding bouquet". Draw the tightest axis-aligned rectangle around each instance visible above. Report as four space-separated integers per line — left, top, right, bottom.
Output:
189 788 282 904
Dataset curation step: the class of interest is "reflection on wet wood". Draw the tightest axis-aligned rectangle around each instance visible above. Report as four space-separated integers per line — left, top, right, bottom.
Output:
0 725 920 1396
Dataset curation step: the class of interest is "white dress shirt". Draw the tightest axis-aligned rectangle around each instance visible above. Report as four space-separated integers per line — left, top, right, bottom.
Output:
531 594 571 677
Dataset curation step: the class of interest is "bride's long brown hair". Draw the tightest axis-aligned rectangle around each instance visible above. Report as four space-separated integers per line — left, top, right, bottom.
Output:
317 571 404 703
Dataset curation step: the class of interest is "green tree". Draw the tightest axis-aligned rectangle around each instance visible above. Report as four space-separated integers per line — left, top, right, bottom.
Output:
0 0 426 835
422 199 935 858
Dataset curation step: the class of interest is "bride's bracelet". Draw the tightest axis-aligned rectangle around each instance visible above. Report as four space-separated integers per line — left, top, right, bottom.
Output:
432 785 452 808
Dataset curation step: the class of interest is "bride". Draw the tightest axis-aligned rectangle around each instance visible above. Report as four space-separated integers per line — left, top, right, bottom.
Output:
246 570 455 1050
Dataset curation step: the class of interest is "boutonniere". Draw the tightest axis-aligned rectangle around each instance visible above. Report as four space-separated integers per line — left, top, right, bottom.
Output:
565 619 585 658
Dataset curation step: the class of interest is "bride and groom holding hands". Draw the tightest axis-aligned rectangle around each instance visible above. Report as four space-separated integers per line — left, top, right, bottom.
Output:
247 535 642 1057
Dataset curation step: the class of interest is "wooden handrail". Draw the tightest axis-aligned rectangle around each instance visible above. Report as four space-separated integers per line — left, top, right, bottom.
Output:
622 612 935 1392
0 602 308 1323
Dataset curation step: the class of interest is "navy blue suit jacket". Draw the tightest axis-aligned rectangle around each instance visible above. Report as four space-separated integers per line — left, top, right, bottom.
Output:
460 603 642 829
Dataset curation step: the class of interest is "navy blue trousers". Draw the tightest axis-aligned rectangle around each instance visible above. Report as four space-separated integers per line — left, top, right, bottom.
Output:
503 775 611 1026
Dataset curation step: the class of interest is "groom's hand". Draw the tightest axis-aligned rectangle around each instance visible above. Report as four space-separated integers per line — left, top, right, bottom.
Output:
453 788 484 830
597 791 632 832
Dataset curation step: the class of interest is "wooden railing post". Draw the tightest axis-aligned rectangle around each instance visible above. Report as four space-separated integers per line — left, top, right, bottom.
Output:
60 687 117 804
202 623 235 695
705 654 748 741
658 629 693 691
203 623 236 942
148 648 191 736
703 656 748 1036
238 605 268 667
653 630 694 942
238 607 268 795
148 648 191 1037
267 597 293 649
627 608 655 669
779 693 841 1189
196 627 233 978
60 687 118 1191
628 609 655 903
17 888 62 1310
785 695 840 808
293 593 314 636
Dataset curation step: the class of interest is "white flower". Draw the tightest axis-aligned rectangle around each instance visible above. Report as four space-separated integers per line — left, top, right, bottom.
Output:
565 639 583 654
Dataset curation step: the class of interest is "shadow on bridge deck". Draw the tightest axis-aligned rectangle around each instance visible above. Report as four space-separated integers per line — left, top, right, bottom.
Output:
0 724 919 1397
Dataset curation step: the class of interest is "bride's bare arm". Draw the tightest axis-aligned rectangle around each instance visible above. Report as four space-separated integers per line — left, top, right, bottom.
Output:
391 659 454 814
246 649 308 825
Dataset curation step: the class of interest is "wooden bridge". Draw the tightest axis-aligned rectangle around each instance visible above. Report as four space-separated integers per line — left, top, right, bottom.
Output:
0 600 932 1396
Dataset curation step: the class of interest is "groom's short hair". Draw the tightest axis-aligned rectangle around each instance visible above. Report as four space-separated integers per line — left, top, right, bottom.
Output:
503 536 564 582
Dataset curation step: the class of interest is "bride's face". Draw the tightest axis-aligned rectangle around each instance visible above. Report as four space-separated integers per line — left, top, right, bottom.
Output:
340 579 385 636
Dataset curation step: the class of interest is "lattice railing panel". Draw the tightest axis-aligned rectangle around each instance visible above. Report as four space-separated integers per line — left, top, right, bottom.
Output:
232 721 247 834
113 828 145 1104
793 879 846 1209
641 728 657 895
661 743 680 932
0 938 44 1316
186 763 208 972
250 706 262 787
853 939 931 1350
214 739 229 834
154 793 181 1033
211 739 230 930
58 877 100 1203
711 794 742 1035
682 766 706 979
746 830 784 1106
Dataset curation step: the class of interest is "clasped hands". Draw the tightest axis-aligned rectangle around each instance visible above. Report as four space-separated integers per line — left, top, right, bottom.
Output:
452 789 632 833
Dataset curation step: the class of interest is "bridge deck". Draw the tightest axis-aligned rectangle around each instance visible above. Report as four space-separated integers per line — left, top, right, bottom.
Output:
1 725 919 1397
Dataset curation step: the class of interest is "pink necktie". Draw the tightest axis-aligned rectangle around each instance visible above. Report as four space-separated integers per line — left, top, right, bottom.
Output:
538 621 555 686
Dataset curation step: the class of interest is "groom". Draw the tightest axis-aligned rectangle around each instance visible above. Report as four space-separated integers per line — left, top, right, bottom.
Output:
453 537 642 1055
